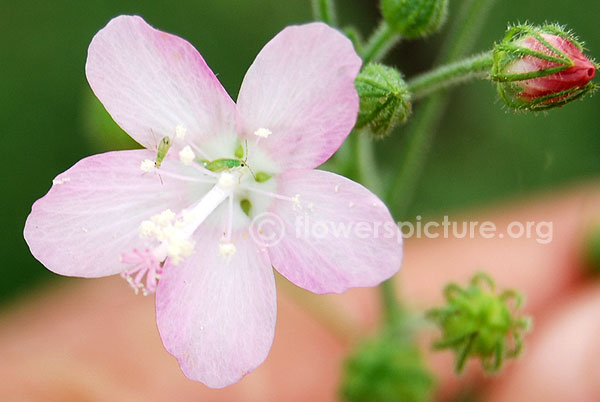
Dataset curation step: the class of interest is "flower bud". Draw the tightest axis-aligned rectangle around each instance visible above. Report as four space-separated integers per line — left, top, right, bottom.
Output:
340 329 434 402
355 63 411 137
427 272 531 373
381 0 448 38
491 24 597 111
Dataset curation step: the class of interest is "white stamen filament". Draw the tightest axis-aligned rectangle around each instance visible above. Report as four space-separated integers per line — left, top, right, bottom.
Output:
241 185 299 204
189 159 219 178
175 124 187 139
155 170 216 184
188 141 212 161
178 173 235 240
246 127 270 164
224 195 234 243
142 172 235 264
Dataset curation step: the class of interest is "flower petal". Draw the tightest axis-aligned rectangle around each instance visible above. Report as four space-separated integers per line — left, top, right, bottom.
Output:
156 229 276 388
86 15 236 151
24 150 207 278
266 170 402 294
237 23 361 170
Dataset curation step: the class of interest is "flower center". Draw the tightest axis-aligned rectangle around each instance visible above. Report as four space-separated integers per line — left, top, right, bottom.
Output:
119 171 238 294
120 125 302 295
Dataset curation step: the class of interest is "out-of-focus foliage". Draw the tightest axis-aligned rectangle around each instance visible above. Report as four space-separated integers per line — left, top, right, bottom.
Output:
340 328 434 402
585 226 600 274
2 0 600 303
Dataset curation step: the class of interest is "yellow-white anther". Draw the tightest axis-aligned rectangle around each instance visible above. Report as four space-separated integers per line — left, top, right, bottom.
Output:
151 209 176 226
139 220 158 238
166 236 194 265
218 172 237 190
254 128 272 138
175 124 187 140
135 176 234 266
181 209 197 225
179 145 196 166
292 194 302 211
140 159 156 172
219 242 237 259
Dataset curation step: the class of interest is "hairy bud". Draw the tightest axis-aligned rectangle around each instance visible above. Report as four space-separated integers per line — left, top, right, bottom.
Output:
381 0 448 38
355 63 412 137
427 272 531 373
491 24 597 111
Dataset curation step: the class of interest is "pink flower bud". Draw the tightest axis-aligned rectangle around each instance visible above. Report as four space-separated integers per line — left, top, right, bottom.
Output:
508 34 595 99
492 24 597 111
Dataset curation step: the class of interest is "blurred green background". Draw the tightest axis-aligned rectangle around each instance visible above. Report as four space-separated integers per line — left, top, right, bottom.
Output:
2 0 599 304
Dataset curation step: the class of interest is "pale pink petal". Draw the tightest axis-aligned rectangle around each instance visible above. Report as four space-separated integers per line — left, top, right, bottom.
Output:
86 15 236 151
24 150 209 278
156 229 276 388
237 22 361 170
265 170 402 294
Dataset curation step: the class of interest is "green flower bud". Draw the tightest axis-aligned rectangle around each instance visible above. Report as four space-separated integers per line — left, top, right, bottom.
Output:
381 0 448 38
427 272 531 373
491 24 597 111
340 329 434 402
355 63 411 137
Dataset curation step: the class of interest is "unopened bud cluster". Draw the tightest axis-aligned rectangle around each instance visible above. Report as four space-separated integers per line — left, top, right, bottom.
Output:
427 272 531 373
340 329 433 402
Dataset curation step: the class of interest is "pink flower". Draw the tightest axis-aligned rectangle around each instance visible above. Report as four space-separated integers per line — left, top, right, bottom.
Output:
24 15 402 387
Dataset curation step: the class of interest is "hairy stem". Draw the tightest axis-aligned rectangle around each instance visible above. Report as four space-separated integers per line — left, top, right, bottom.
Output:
408 51 493 101
379 0 498 325
387 0 498 217
361 22 401 65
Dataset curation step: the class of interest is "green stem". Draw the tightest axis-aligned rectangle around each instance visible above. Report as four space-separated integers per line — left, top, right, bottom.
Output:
361 22 401 65
311 0 338 26
386 96 445 214
439 0 498 63
355 132 384 196
380 279 402 326
376 0 498 324
408 51 493 101
343 26 364 55
387 0 498 217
